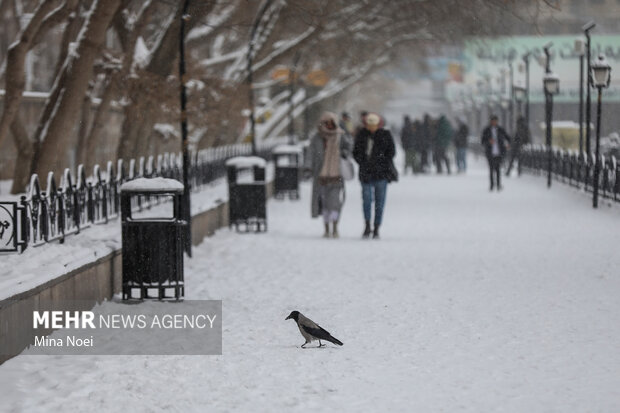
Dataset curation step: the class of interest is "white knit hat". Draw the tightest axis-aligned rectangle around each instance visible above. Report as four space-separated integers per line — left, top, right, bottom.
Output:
366 113 380 126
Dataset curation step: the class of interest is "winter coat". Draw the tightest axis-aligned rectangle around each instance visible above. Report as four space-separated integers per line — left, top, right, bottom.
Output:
306 130 353 218
481 125 511 159
400 120 415 150
454 124 469 148
435 116 453 149
421 116 433 150
353 127 396 183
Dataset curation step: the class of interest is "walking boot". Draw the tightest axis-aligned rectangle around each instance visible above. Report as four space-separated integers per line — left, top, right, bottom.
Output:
332 222 339 239
362 221 371 239
373 225 380 239
323 223 330 238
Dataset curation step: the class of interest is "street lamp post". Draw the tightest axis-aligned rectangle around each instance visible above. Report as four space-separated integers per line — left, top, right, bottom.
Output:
513 83 526 118
288 51 301 145
499 71 507 127
484 74 493 116
583 21 596 154
179 0 192 257
590 54 612 208
500 98 509 129
508 61 514 134
542 42 559 189
575 37 586 155
247 0 275 156
522 52 531 129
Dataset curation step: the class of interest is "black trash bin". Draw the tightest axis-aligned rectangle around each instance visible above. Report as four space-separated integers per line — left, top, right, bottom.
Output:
273 144 302 200
226 156 267 232
120 177 186 300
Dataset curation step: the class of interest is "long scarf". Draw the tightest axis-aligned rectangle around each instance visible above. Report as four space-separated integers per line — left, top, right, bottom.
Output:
318 112 343 178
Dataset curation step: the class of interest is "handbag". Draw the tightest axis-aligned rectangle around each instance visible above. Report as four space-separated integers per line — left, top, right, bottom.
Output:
388 159 399 183
340 156 355 181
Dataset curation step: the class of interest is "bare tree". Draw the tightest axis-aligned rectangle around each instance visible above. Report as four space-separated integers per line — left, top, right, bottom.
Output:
0 0 550 193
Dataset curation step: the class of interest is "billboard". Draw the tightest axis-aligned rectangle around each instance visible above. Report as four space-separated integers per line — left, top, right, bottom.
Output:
462 35 620 103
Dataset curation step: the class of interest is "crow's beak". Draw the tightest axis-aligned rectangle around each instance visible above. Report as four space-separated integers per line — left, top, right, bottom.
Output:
285 315 291 320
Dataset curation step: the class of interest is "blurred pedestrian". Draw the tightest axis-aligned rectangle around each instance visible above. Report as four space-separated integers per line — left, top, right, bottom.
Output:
400 115 416 174
481 115 510 191
340 111 354 136
353 110 368 137
353 113 396 239
505 116 530 176
454 117 469 173
420 114 432 172
434 115 453 174
307 112 353 238
412 119 424 173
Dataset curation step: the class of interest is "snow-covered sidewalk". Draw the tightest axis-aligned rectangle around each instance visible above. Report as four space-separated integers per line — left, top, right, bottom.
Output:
1 160 619 412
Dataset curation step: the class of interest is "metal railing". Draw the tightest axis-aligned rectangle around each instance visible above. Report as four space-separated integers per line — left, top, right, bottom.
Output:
520 145 620 203
1 143 273 253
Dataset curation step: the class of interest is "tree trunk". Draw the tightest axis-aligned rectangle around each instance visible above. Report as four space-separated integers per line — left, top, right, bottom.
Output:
116 97 152 161
75 92 92 167
34 0 122 178
0 0 63 150
83 76 117 170
9 117 36 194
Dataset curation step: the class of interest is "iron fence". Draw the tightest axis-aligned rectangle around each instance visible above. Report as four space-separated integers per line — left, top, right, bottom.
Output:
0 143 274 253
520 145 620 203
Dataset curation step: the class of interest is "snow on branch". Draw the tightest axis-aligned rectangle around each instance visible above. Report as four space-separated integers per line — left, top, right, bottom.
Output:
186 0 239 42
252 26 316 74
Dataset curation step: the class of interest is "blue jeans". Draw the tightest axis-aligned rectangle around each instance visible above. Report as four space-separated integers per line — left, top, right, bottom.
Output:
456 148 467 172
362 180 388 226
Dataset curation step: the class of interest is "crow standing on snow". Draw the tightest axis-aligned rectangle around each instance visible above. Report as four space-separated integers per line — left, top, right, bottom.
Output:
285 311 343 348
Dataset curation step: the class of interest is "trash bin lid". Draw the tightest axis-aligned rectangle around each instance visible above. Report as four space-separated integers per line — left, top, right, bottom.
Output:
120 177 184 194
273 144 302 155
225 156 267 169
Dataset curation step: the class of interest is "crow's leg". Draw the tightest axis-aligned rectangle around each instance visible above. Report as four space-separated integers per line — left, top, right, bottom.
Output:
301 342 308 348
318 340 326 348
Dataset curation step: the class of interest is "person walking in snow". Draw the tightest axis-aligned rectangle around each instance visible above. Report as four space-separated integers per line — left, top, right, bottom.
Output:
454 117 469 173
420 114 433 172
411 119 424 173
434 115 453 174
400 115 416 175
339 111 354 136
353 112 396 239
481 115 510 191
307 111 352 238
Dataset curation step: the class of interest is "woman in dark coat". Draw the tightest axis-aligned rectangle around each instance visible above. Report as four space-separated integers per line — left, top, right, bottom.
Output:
353 112 396 239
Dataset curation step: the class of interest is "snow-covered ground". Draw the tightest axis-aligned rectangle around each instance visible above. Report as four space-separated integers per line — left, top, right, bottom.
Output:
1 159 620 412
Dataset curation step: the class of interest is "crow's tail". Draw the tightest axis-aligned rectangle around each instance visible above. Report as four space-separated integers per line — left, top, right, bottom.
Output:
328 335 343 346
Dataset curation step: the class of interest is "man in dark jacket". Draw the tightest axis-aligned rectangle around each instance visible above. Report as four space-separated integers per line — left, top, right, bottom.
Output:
454 118 469 173
420 114 432 172
434 115 453 174
412 119 424 173
481 115 510 191
400 115 415 174
353 112 396 239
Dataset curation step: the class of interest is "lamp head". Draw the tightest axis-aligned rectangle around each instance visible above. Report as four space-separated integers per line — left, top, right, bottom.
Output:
574 37 586 56
582 21 595 32
543 72 560 95
590 54 612 88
